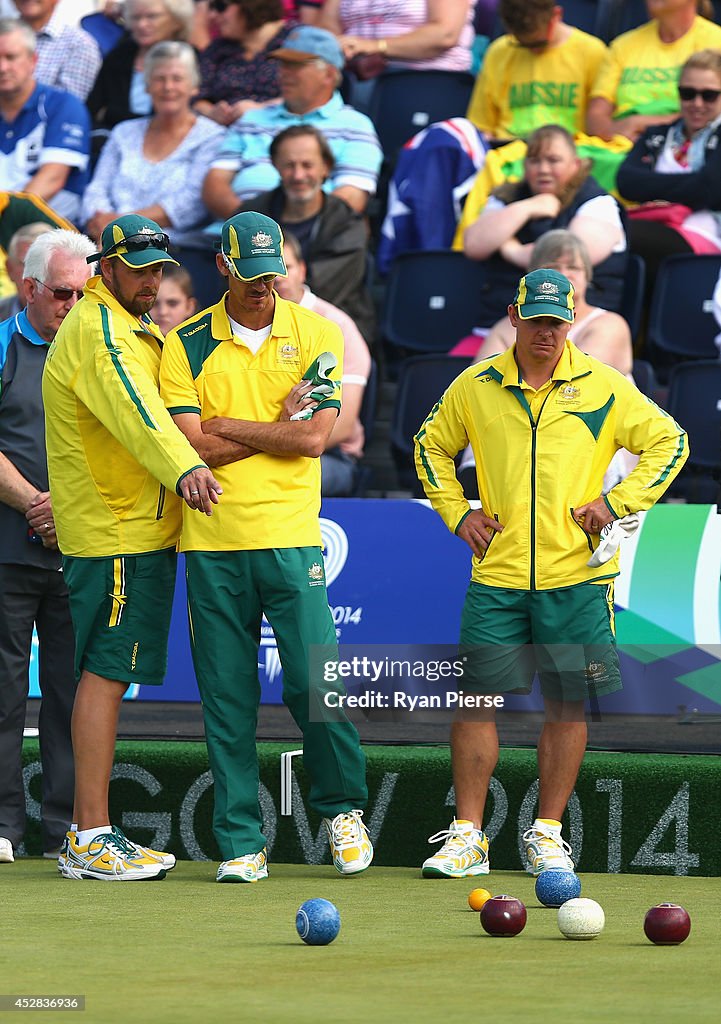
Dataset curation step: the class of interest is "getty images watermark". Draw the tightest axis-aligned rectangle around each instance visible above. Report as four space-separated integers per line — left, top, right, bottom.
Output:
308 645 506 721
308 642 625 722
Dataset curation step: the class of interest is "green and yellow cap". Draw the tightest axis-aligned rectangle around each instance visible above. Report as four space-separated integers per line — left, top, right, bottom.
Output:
87 214 178 268
514 268 575 323
219 212 287 282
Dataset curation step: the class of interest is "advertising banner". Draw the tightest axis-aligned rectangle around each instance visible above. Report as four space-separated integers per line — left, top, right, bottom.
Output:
29 501 721 714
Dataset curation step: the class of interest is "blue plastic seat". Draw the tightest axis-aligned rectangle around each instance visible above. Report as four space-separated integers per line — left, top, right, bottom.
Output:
391 354 472 492
647 254 721 362
381 250 491 354
368 71 475 162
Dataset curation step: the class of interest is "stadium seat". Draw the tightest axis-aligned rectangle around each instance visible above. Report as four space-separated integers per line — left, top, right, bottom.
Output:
490 0 616 41
665 360 721 501
351 358 379 496
367 71 475 162
381 250 490 355
617 253 646 343
631 359 658 402
603 0 647 39
80 13 125 56
647 253 721 363
390 354 471 493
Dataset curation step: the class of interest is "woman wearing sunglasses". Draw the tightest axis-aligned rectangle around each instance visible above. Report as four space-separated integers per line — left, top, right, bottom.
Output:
617 48 721 299
586 0 721 144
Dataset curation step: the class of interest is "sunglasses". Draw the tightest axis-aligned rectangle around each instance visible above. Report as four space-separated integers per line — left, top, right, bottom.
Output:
34 278 84 302
89 231 171 264
678 86 721 103
209 0 232 11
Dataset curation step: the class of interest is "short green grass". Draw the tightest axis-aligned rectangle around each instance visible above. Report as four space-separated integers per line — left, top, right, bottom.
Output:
2 862 717 1023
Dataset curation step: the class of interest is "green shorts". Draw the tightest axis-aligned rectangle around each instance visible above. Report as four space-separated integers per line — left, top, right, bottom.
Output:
459 581 622 701
62 548 177 685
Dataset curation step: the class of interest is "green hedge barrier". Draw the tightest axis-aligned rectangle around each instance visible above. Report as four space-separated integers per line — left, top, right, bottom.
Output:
20 740 721 876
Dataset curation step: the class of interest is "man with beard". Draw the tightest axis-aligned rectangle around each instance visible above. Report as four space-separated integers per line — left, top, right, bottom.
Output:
42 214 221 881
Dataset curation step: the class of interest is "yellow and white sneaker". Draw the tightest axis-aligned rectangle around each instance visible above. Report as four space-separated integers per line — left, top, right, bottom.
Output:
111 827 176 871
216 849 268 883
62 829 166 881
522 819 574 875
0 837 14 863
59 828 176 873
422 819 490 878
323 810 373 875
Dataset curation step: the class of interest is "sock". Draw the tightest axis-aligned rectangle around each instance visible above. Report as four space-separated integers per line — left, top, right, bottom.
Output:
535 818 562 830
76 825 111 846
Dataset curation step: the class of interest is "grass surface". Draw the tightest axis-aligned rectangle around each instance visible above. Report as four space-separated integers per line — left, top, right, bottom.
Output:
2 862 718 1023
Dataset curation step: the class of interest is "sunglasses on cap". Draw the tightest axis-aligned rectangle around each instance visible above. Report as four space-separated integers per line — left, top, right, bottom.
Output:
678 85 721 103
88 231 171 263
33 278 84 302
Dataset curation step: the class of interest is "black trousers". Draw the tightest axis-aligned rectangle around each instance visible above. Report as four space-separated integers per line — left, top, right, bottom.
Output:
0 564 76 852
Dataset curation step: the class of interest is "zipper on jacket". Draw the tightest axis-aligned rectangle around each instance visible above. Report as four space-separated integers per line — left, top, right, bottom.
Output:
155 484 166 520
528 386 560 591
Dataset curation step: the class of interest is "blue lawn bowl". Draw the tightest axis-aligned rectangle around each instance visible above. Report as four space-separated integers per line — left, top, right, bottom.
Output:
535 869 582 908
296 898 341 946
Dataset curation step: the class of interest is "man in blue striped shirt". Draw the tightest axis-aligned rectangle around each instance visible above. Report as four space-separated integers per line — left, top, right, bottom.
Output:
202 26 382 219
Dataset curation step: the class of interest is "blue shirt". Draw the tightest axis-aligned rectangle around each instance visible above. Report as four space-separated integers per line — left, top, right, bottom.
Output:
210 92 382 201
0 309 47 379
0 83 90 221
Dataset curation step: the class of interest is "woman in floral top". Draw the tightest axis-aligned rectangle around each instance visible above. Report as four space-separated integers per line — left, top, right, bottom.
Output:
195 0 295 125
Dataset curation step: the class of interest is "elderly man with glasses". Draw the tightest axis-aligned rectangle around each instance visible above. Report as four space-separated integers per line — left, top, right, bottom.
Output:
0 227 94 868
42 213 221 882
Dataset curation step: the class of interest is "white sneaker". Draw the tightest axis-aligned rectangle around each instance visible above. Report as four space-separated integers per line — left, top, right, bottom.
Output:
422 819 490 878
587 514 640 567
0 837 14 863
323 810 373 875
523 820 574 875
216 849 268 883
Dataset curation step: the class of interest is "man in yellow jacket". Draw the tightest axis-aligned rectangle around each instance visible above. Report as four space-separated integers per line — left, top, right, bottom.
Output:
414 267 688 880
42 214 221 882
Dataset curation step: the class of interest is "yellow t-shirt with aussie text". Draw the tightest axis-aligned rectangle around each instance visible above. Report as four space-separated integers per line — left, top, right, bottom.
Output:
467 28 607 139
591 16 721 120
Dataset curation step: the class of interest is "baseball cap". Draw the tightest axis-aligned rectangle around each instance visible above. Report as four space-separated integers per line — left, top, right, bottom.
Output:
87 214 178 267
513 268 575 324
269 26 344 71
219 212 288 282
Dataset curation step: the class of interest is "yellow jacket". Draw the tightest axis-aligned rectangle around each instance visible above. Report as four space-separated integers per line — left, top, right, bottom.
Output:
415 342 688 590
42 277 205 557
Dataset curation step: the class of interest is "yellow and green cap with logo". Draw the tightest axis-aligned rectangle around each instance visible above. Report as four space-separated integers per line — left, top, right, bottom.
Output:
220 212 288 282
87 214 178 267
514 268 575 323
